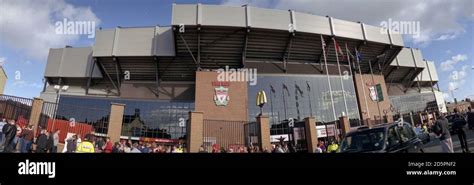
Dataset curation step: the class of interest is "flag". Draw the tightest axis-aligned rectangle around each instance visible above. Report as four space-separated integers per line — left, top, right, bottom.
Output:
334 39 345 61
345 43 354 60
282 83 290 96
270 84 276 93
295 84 303 96
355 48 363 62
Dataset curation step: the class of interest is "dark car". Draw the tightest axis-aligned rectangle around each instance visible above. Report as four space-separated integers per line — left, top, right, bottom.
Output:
414 127 430 144
339 122 424 153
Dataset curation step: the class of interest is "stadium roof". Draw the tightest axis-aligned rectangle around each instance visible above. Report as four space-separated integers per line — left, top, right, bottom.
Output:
44 4 438 96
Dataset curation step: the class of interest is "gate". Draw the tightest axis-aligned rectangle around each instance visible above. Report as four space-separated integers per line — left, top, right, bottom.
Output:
202 119 260 152
270 119 308 153
0 94 33 128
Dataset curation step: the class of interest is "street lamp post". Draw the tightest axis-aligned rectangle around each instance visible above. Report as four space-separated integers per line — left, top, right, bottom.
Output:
51 85 69 132
450 88 459 104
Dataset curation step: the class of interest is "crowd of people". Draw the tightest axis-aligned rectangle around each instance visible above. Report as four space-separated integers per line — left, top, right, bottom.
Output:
0 119 61 153
1 106 472 153
431 107 473 153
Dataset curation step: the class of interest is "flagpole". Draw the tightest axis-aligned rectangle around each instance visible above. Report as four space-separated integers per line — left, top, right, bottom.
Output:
282 83 288 120
306 81 313 117
345 43 361 126
333 38 349 118
295 82 301 121
368 59 383 123
269 84 275 126
321 35 338 124
356 48 371 121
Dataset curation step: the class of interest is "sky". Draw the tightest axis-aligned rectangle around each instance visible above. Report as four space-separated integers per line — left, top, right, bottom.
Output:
0 0 473 102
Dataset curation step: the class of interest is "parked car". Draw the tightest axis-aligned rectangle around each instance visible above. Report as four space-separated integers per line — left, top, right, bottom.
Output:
339 122 424 153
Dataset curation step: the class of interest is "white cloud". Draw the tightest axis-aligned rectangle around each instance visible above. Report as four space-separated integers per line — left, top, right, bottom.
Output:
440 54 468 71
12 80 43 89
221 0 473 46
443 92 451 100
435 34 457 41
448 80 465 91
0 57 5 66
448 65 469 81
0 0 100 62
447 65 469 92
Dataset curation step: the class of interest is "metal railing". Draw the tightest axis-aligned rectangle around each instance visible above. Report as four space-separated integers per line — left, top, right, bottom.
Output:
0 94 33 127
203 119 260 152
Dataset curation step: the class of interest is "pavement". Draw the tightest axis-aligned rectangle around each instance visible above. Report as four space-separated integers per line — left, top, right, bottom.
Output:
423 129 474 153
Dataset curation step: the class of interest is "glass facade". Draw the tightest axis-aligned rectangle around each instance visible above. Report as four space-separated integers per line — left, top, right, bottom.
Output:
248 74 361 128
59 96 194 140
389 93 437 115
56 99 110 134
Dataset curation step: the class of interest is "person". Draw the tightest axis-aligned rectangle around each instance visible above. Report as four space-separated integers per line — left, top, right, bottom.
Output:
102 137 113 153
414 124 422 135
288 143 297 153
10 123 22 152
35 129 49 153
52 129 60 153
112 142 121 153
123 142 131 153
130 143 141 153
198 145 207 153
467 107 474 130
327 140 339 153
274 144 284 153
76 134 82 144
452 108 470 153
46 131 55 153
2 120 17 153
19 125 34 153
433 112 454 153
95 137 105 153
318 140 326 153
76 135 95 153
315 146 323 153
0 118 6 151
66 135 77 153
211 144 219 153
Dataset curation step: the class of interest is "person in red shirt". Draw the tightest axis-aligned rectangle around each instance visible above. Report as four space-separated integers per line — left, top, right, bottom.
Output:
102 137 113 153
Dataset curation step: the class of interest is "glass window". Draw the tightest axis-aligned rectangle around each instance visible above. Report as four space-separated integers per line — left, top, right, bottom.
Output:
248 74 360 135
387 126 400 148
58 95 194 139
398 124 416 142
389 93 437 115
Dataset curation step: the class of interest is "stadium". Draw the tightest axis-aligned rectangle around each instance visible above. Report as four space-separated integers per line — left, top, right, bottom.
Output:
24 4 446 152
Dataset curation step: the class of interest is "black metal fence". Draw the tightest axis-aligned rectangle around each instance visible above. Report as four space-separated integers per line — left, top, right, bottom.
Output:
202 119 260 152
0 94 33 127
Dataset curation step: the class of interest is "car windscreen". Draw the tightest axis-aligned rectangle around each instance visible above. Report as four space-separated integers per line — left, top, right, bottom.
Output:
340 129 385 153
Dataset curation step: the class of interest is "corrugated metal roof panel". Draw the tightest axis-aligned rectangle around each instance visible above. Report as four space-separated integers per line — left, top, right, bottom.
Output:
364 24 390 44
332 18 364 40
45 47 102 78
201 5 246 27
93 29 115 57
250 7 290 31
294 12 331 35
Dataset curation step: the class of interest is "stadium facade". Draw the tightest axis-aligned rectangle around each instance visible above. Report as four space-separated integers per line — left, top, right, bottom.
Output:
39 4 446 150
